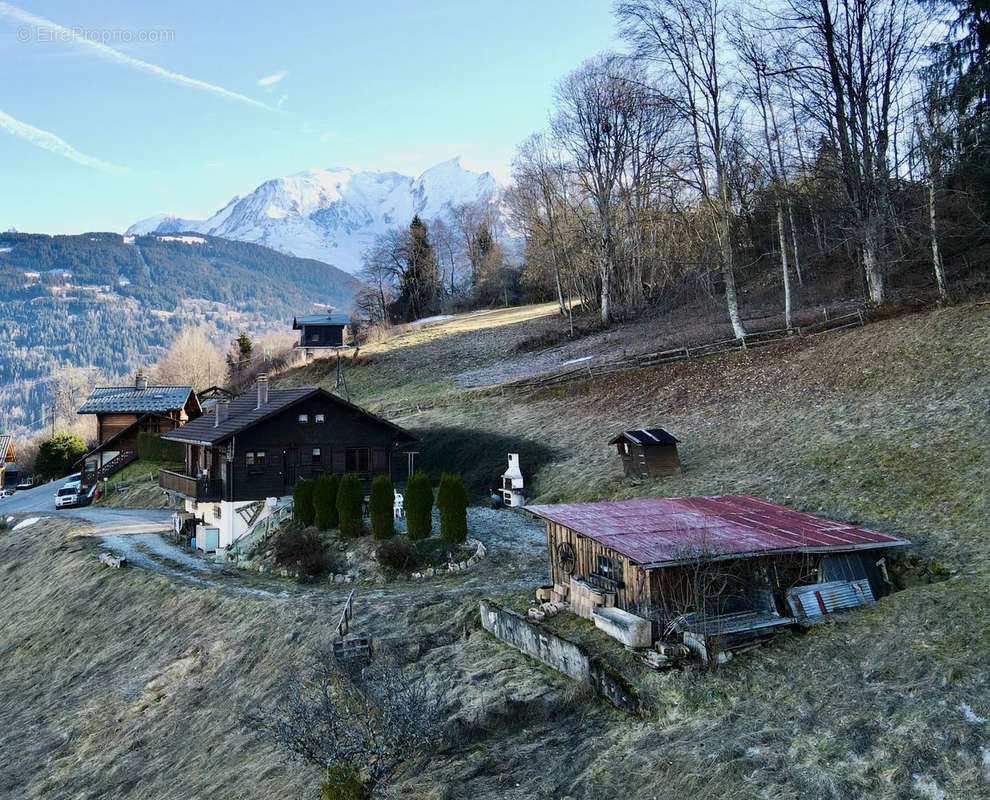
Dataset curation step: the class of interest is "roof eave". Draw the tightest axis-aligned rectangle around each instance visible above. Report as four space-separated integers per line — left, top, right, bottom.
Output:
636 538 912 569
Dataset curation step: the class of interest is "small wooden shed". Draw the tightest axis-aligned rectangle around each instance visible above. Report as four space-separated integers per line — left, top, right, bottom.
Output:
609 428 681 478
292 313 350 349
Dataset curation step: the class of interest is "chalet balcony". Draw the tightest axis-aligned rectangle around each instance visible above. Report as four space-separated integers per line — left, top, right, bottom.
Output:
159 469 223 502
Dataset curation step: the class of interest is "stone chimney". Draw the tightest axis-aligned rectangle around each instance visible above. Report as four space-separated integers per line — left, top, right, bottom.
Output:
257 374 269 409
135 370 149 391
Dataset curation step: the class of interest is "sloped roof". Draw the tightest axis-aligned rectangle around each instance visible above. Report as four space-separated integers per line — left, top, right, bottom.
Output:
608 428 680 446
163 385 417 446
0 434 12 463
78 385 196 415
293 313 350 329
526 495 909 567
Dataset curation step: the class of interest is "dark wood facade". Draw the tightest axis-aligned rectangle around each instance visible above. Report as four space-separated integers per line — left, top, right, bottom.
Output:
609 429 681 478
297 322 345 348
165 390 413 502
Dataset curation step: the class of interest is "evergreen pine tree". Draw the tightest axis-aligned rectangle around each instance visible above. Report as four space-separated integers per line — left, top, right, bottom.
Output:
313 475 339 531
369 474 395 540
403 471 433 540
336 473 365 538
437 473 469 544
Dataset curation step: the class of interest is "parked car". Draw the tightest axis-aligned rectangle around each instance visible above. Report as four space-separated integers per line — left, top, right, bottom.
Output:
62 473 82 486
55 485 80 509
0 489 14 499
15 481 34 491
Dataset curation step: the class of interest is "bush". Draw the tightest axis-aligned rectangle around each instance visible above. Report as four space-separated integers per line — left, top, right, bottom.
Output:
369 474 395 540
404 471 433 540
376 537 418 572
337 473 364 538
273 528 331 581
320 766 368 800
293 478 316 527
35 432 87 481
437 472 469 544
314 474 340 531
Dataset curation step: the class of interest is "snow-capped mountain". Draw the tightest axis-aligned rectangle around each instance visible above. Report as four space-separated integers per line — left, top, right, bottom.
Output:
128 158 501 274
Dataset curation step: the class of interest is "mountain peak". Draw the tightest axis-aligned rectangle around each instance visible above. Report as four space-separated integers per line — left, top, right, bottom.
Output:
128 159 504 273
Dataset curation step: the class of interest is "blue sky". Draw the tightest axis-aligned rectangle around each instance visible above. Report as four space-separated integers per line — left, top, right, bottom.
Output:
0 0 618 234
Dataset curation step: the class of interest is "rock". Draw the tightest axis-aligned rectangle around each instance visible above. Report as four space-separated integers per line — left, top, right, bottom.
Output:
412 572 422 579
334 574 346 584
527 608 546 621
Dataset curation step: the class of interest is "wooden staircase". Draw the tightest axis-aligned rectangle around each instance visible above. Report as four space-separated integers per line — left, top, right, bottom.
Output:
91 450 139 484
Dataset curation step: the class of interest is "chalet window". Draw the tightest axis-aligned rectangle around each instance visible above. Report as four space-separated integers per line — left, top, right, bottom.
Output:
246 451 266 466
315 414 325 423
311 448 322 465
596 554 621 581
298 414 309 424
345 447 370 473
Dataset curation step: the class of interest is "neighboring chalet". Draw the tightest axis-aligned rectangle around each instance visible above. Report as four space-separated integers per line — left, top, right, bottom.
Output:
0 434 16 488
77 371 202 485
527 495 909 662
609 428 681 478
196 385 235 411
159 375 417 551
293 312 350 349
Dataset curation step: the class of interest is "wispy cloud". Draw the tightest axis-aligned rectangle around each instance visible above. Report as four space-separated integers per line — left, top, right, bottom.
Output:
0 1 273 111
257 69 288 88
0 108 126 173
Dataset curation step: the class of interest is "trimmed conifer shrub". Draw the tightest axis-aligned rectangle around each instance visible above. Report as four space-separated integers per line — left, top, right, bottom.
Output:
293 478 316 527
369 474 395 540
313 474 341 530
437 472 469 544
337 473 365 538
404 471 433 540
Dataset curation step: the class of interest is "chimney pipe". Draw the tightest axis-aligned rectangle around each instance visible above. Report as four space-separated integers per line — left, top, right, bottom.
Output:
257 374 269 409
135 370 148 391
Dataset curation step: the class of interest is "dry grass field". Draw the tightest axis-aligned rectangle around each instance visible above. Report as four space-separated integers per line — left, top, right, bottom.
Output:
3 299 989 799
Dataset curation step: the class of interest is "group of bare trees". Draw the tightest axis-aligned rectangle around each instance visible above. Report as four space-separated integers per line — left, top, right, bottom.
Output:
355 203 509 325
510 0 985 335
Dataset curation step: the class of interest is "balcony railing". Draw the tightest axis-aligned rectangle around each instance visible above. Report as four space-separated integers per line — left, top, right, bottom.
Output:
159 469 223 502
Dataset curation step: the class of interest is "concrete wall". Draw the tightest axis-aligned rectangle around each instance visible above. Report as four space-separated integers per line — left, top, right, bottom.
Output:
479 600 640 714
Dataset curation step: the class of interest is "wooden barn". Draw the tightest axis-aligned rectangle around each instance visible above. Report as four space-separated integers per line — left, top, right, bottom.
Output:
609 428 681 478
526 496 909 653
292 312 350 349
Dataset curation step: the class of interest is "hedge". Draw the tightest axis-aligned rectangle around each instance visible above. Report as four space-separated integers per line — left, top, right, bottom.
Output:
293 478 317 527
404 471 433 540
337 473 364 538
437 472 469 544
314 474 340 531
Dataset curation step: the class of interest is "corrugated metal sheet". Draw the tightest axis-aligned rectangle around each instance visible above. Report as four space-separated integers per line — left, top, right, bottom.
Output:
525 495 910 566
786 579 875 619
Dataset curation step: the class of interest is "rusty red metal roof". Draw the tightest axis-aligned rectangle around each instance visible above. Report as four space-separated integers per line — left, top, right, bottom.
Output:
525 495 910 567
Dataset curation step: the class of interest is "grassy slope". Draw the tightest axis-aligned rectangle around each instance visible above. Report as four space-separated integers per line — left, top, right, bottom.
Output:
306 301 990 798
95 459 182 509
2 302 988 800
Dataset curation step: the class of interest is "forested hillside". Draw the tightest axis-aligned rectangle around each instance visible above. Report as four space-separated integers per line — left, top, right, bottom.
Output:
0 232 359 431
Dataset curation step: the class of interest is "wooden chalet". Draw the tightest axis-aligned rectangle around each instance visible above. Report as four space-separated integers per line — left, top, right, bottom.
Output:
159 375 417 551
0 434 16 488
527 496 909 658
197 385 236 410
159 375 416 504
76 371 201 485
293 313 350 349
609 428 681 478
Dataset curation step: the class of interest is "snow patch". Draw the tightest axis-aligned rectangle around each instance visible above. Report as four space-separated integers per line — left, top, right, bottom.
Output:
0 246 12 254
13 517 41 531
561 355 594 366
961 703 987 724
157 235 207 245
409 314 455 326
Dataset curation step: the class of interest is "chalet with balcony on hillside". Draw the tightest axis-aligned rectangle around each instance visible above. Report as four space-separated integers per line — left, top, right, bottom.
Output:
293 312 350 349
527 496 910 662
0 434 17 488
159 375 417 551
76 371 201 485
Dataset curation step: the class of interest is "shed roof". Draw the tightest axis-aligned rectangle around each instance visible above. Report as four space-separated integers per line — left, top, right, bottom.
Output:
608 428 680 446
0 434 12 463
78 385 196 415
162 385 417 446
293 313 350 329
525 495 909 567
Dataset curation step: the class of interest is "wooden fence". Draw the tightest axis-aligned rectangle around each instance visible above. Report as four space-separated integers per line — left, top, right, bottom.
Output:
376 308 867 418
